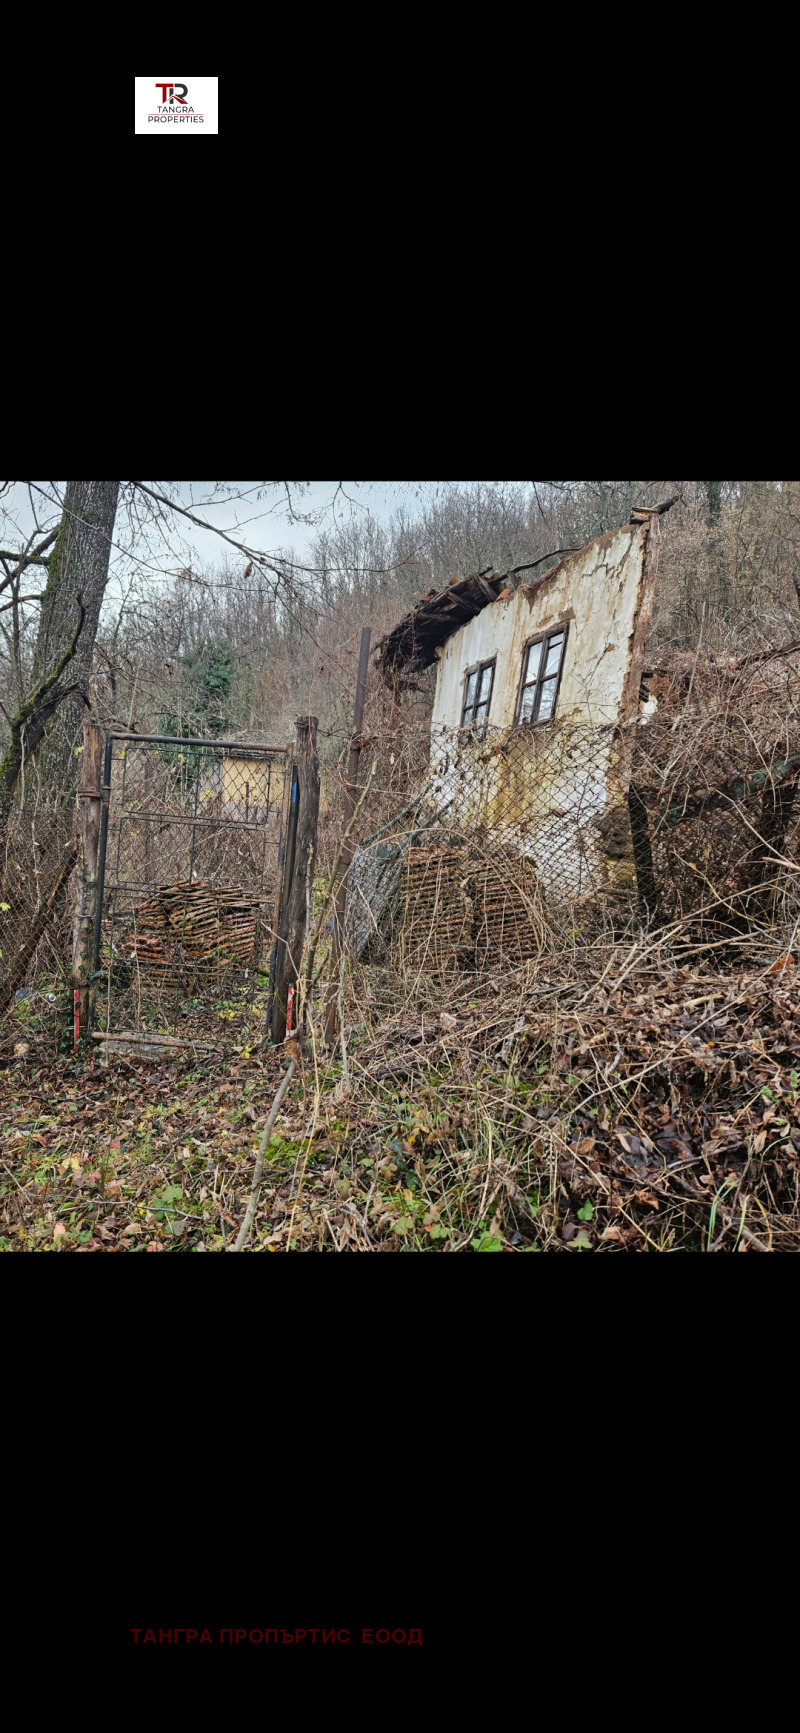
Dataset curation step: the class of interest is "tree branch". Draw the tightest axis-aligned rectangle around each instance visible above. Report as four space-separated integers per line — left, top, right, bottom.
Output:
653 752 800 831
0 594 44 613
230 1061 297 1251
129 482 323 580
0 591 87 807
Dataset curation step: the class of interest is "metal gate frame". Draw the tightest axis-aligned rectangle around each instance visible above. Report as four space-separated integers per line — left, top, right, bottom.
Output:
91 732 296 1040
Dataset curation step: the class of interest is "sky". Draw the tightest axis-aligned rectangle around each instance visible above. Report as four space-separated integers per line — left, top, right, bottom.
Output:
0 482 435 618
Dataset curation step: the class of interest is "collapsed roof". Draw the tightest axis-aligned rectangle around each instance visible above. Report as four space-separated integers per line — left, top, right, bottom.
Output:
374 498 679 682
374 566 513 680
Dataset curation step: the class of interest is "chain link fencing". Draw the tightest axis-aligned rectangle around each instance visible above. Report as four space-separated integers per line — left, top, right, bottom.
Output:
335 699 800 975
94 735 292 1043
4 653 800 1026
0 798 76 1018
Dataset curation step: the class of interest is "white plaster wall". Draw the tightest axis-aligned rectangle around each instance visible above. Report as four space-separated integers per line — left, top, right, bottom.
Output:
431 521 648 733
424 522 649 900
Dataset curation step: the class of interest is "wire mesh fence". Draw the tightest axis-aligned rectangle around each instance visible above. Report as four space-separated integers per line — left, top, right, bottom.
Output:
337 702 800 974
629 698 800 928
95 735 292 1042
0 799 76 1016
5 655 800 1031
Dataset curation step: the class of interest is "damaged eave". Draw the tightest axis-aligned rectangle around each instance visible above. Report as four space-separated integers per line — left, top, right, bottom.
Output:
374 498 679 684
374 567 509 680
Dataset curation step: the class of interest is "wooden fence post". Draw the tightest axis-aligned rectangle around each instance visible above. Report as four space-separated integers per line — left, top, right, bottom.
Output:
72 723 103 1041
324 626 371 1044
271 717 319 1043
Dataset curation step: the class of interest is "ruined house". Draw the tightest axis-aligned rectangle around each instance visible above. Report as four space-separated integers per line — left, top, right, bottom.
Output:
348 500 677 965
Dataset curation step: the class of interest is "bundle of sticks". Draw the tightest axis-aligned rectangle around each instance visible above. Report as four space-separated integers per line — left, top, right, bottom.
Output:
119 879 263 981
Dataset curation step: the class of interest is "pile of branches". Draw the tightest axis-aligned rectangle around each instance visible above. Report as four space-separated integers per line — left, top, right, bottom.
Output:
119 879 261 985
329 925 800 1250
0 802 76 1014
509 956 800 1251
632 644 800 924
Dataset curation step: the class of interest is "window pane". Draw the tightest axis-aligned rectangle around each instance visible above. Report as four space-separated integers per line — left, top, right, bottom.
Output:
544 633 564 677
538 678 557 719
520 685 536 721
478 663 493 704
525 641 542 684
464 670 478 715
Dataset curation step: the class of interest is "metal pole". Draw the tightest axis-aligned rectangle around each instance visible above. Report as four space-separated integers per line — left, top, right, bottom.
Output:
324 627 371 1044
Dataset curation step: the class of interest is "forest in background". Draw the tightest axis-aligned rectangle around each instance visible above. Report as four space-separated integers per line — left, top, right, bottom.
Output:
76 481 800 772
5 482 799 793
3 481 800 1254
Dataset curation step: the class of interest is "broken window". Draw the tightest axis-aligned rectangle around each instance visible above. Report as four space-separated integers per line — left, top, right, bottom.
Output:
461 658 495 734
517 627 568 724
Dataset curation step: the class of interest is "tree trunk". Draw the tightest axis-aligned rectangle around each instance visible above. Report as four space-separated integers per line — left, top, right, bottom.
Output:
27 481 119 798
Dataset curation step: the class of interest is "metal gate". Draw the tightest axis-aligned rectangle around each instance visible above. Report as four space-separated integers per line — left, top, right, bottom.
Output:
92 733 294 1046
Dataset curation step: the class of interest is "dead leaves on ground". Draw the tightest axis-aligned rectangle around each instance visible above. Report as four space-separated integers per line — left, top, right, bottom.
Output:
4 956 800 1250
515 963 800 1250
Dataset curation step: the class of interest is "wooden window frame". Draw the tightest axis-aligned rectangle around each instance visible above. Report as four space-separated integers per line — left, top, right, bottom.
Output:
460 656 496 737
515 623 569 726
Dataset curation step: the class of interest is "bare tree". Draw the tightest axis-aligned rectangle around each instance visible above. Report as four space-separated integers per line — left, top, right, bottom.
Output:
0 482 119 810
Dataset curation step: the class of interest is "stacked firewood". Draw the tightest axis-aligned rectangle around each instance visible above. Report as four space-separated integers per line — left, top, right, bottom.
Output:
119 880 262 983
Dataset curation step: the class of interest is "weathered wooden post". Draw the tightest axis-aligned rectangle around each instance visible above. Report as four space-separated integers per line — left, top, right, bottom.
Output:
617 501 676 920
72 722 103 1041
271 716 319 1043
324 627 371 1044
